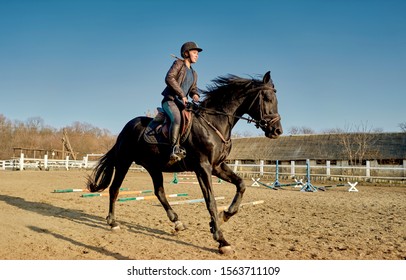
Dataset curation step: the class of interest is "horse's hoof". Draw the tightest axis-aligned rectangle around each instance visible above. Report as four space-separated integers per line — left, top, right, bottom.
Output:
111 225 120 230
218 211 230 226
174 221 187 231
219 245 234 255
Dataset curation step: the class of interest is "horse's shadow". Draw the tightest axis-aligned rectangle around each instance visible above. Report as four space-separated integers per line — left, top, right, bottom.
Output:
0 194 217 258
27 225 131 260
123 222 218 254
0 194 106 228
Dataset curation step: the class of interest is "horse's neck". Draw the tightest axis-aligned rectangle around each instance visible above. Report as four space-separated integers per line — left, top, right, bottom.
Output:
204 98 246 139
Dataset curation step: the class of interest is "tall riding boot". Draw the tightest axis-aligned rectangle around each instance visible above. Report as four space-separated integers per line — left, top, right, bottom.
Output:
169 124 185 162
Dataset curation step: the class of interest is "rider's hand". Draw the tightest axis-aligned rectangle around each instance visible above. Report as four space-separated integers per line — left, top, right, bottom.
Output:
182 97 188 105
192 94 199 102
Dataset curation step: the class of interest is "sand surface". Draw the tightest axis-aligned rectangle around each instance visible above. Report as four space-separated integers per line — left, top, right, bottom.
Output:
0 170 405 260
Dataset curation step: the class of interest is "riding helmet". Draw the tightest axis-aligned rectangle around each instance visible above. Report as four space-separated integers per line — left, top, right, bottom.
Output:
180 42 203 58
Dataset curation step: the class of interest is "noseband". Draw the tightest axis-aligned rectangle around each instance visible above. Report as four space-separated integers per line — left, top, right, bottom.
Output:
255 114 281 129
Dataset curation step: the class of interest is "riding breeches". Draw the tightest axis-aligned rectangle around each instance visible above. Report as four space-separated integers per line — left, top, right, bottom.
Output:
162 100 181 146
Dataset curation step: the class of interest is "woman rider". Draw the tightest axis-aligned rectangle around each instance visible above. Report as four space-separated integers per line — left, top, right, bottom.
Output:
161 42 202 163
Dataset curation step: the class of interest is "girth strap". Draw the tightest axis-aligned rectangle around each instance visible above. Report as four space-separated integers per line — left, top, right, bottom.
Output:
200 115 231 145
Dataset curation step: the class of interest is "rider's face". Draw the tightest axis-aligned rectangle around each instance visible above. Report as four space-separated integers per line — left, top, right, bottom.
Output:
188 50 199 63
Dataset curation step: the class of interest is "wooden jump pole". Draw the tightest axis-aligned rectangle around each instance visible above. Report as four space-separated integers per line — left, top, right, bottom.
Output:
118 193 188 202
171 172 222 184
168 196 225 206
53 187 129 193
81 190 153 198
174 181 222 185
217 200 264 211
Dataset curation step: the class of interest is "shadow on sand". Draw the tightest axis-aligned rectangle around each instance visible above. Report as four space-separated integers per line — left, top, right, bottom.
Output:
0 194 217 258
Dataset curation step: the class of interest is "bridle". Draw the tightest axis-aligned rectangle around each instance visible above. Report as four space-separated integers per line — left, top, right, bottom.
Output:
187 88 280 130
245 88 281 129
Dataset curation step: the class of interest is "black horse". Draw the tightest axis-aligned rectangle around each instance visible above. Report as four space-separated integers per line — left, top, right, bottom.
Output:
87 71 282 254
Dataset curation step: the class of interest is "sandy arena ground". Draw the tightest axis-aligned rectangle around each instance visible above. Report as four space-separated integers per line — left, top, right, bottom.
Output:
0 170 405 260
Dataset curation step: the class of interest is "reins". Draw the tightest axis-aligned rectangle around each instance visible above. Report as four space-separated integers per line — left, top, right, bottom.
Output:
186 101 262 129
199 115 231 144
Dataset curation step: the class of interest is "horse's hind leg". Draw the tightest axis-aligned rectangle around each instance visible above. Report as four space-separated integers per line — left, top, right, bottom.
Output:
107 162 131 229
148 169 186 232
213 162 246 224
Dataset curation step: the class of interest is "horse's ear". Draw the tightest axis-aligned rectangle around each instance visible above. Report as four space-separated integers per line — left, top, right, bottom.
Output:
263 71 271 84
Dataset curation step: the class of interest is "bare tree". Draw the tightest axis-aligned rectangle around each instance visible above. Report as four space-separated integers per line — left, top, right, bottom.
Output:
0 115 117 159
288 126 315 135
0 115 13 158
337 122 381 175
25 117 45 131
231 130 259 138
399 122 406 132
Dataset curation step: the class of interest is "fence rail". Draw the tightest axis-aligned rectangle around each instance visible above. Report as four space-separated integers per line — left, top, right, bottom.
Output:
1 154 405 184
0 153 145 172
229 160 406 184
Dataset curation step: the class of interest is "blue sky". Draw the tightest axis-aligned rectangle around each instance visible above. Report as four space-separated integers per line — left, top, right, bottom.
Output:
1 0 405 136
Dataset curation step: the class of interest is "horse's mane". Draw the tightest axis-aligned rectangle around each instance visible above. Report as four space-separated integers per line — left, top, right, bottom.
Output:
200 74 264 110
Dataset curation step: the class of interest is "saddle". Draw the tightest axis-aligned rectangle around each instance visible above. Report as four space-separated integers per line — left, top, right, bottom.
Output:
143 107 193 145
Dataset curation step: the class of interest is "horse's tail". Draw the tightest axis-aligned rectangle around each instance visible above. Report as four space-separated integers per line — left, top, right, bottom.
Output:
87 145 116 192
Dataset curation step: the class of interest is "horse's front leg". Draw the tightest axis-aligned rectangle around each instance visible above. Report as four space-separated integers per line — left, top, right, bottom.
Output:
148 169 186 232
196 164 233 255
213 162 246 224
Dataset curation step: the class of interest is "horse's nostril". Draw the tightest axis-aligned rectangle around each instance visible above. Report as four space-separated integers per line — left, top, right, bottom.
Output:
275 128 283 136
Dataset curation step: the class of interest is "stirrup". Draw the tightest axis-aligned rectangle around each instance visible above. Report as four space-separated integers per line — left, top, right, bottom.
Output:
173 145 186 158
169 145 186 162
169 153 181 164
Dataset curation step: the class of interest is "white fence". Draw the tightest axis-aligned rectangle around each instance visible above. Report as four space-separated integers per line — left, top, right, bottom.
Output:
1 154 405 183
229 160 406 183
0 153 145 172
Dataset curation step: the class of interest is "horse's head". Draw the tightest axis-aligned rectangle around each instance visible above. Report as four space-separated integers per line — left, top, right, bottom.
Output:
248 71 283 139
200 71 282 139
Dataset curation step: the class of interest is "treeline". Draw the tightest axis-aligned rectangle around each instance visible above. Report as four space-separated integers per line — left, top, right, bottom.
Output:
2 113 404 160
0 114 115 159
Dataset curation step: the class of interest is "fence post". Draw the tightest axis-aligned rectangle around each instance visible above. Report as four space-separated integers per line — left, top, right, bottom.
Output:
65 156 70 171
233 160 239 173
19 153 24 171
260 160 264 176
44 154 48 170
366 160 371 178
404 160 406 178
326 160 331 178
290 161 295 177
83 156 88 168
